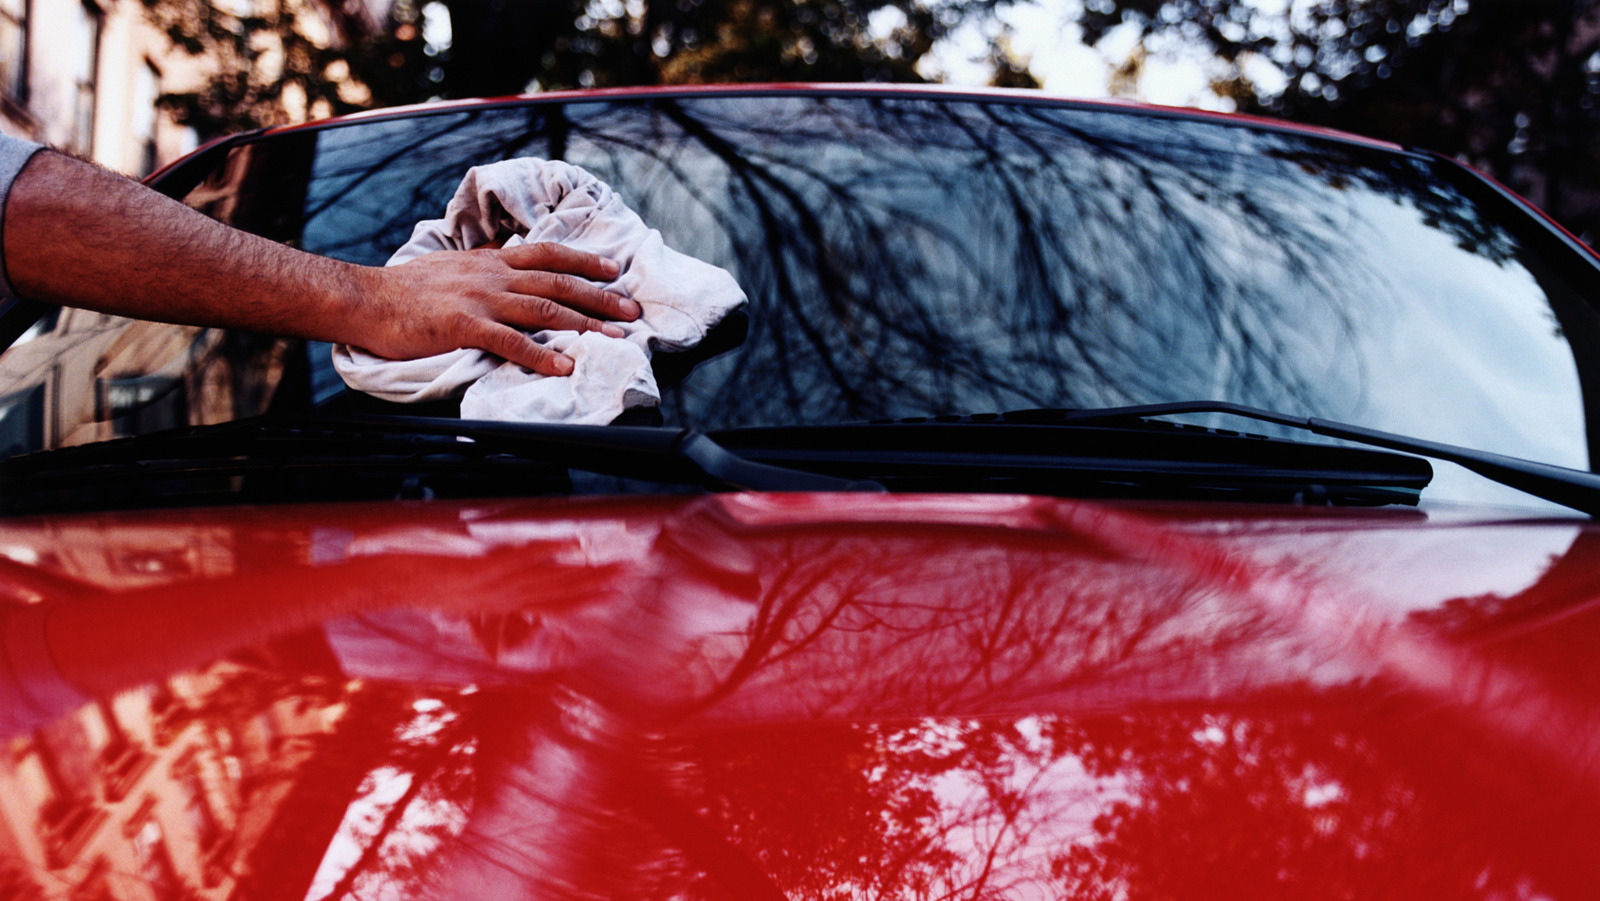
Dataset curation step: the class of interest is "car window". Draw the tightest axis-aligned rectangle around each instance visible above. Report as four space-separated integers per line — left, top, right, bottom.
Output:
1 93 1597 507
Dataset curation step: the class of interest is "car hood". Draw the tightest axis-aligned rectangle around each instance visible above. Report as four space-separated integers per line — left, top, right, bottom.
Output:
2 494 1598 898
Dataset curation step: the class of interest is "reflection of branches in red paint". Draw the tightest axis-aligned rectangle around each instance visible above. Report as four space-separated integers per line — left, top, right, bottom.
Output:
1046 704 1585 901
682 537 871 717
35 498 1598 900
679 518 1288 728
629 510 1600 900
667 717 1115 901
309 697 477 901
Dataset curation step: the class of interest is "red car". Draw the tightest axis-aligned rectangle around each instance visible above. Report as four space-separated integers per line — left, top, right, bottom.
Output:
2 85 1600 899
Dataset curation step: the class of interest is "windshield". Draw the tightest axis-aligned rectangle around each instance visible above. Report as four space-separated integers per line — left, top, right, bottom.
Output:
3 91 1599 507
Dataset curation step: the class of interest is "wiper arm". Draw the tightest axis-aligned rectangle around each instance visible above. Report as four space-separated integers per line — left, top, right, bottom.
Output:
352 415 883 493
0 415 882 514
1020 400 1600 516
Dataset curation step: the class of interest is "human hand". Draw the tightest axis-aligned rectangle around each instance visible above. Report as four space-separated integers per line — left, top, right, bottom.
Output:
354 242 640 375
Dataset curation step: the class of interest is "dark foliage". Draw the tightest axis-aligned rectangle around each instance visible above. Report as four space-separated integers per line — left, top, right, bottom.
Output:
1072 0 1600 241
143 0 1014 139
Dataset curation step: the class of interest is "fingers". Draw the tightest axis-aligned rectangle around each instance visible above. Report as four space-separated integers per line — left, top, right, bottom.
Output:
364 244 641 373
473 320 577 376
492 244 641 341
501 241 622 282
505 269 641 324
495 293 627 342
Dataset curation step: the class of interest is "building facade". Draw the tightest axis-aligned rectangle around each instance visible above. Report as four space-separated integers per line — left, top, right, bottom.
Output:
0 0 205 176
0 0 384 178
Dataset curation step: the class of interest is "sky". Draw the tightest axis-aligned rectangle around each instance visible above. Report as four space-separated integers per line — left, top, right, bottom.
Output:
925 0 1295 109
931 4 1194 101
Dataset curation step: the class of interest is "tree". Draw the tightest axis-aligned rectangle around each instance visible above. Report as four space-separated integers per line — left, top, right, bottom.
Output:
1069 0 1600 241
140 0 434 137
144 0 1018 140
447 0 988 91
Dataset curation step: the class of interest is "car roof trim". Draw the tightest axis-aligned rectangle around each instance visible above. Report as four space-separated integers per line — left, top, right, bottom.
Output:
232 83 1408 156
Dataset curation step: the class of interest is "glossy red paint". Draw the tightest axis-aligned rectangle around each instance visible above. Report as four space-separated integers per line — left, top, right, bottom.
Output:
3 494 1598 899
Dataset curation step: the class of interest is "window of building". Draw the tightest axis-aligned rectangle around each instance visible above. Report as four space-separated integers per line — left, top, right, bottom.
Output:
97 699 151 801
130 815 185 901
180 762 222 853
0 0 25 105
69 0 101 154
36 714 97 810
67 859 112 901
132 60 159 176
33 713 105 866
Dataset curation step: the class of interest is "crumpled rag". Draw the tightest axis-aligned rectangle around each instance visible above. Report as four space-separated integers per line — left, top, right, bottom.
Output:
332 158 747 424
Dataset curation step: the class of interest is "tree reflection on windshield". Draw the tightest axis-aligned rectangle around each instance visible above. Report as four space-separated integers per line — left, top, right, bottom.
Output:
182 93 1591 478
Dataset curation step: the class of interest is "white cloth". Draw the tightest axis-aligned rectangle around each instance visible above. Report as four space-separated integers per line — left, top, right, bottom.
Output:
333 159 746 424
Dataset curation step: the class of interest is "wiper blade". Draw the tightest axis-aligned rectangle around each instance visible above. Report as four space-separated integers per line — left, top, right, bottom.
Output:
0 416 881 514
1014 400 1600 516
714 412 1433 507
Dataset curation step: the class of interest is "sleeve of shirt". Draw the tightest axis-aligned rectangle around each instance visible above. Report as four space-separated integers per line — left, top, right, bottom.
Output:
0 134 44 301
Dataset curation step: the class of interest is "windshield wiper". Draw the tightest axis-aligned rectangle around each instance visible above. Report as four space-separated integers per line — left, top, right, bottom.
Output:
713 409 1433 507
0 415 882 514
352 415 883 493
9 402 1573 515
1005 400 1600 516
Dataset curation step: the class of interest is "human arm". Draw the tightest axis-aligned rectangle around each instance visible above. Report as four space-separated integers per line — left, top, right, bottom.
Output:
1 149 640 375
